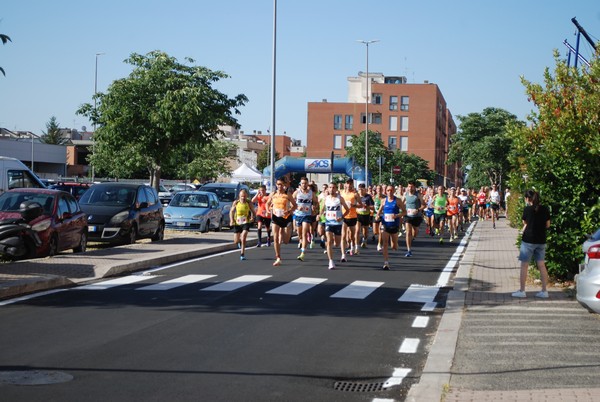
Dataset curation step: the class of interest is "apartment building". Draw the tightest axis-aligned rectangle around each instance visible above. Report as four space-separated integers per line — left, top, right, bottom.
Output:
306 72 461 187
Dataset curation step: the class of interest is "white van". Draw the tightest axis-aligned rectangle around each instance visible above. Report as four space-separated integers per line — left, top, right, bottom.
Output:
0 156 46 194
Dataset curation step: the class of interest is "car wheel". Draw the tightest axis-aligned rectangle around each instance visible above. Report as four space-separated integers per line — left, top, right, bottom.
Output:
48 233 59 257
74 232 87 253
127 225 138 244
152 222 165 242
202 220 210 233
214 218 223 232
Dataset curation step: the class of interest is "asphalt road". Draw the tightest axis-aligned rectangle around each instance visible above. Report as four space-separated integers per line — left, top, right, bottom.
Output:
0 229 467 402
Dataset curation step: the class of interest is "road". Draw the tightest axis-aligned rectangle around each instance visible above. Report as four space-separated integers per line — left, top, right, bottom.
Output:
0 227 470 402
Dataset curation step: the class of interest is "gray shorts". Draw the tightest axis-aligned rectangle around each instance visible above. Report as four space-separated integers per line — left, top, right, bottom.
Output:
518 241 546 262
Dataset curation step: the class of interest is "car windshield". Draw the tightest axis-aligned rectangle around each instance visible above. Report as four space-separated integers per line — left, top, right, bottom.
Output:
202 187 236 202
0 192 54 215
79 186 136 206
170 193 209 208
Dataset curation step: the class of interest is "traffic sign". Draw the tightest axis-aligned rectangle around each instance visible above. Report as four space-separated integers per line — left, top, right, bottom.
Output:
393 166 401 174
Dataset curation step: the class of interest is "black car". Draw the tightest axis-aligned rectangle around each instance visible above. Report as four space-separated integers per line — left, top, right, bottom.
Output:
78 183 165 244
48 182 91 200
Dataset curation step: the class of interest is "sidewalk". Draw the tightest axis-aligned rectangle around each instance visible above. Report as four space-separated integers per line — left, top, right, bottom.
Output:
408 218 600 402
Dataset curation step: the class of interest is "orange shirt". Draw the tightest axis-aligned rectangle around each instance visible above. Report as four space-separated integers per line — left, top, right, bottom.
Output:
447 197 460 216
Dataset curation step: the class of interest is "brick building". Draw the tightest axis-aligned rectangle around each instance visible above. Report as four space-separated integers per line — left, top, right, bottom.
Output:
306 72 461 187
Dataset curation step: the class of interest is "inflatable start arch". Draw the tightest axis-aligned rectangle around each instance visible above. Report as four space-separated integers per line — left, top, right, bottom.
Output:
262 156 370 183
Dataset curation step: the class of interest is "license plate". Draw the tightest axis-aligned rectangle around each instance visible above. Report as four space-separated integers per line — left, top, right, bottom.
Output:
176 221 187 227
88 225 97 232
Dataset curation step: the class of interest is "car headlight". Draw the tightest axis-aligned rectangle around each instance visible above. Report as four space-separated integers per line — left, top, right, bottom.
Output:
31 219 51 232
109 211 130 226
163 212 171 218
191 214 205 221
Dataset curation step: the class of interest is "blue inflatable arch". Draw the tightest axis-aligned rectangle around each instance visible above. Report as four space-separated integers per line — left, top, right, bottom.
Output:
262 156 370 183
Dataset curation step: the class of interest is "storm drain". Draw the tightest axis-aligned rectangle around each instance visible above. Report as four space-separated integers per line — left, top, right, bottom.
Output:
333 381 385 392
0 370 73 386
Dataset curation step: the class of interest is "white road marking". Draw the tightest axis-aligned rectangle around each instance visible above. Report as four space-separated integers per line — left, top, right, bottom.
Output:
0 289 67 306
201 275 271 292
412 316 429 328
382 367 411 388
266 277 327 295
398 284 440 303
421 302 437 311
330 280 384 299
78 275 152 290
136 274 216 291
399 338 420 353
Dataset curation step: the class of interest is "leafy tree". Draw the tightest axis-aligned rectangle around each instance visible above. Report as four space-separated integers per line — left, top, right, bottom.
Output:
170 140 236 182
448 107 524 189
40 116 69 145
380 151 435 186
77 50 247 190
344 130 389 181
0 31 11 76
507 50 600 279
257 146 280 173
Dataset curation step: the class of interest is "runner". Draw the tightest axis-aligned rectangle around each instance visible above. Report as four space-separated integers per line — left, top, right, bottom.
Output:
251 184 271 247
489 184 501 229
477 186 487 220
372 184 385 250
458 188 470 231
433 185 448 244
424 186 436 236
266 179 297 266
357 183 375 248
377 185 405 270
340 178 363 258
292 177 318 262
403 181 424 257
230 189 255 261
321 182 350 269
446 187 460 241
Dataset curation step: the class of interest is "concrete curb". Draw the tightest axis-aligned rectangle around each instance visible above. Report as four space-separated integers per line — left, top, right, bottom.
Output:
0 274 74 300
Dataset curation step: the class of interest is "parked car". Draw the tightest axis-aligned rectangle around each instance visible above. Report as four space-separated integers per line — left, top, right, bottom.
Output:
78 182 165 245
48 182 91 200
164 191 223 232
0 188 88 257
146 183 172 206
199 182 250 227
169 183 197 194
576 227 600 314
0 156 46 193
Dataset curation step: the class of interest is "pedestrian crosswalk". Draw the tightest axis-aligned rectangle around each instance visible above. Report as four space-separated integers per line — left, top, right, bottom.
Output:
75 273 443 305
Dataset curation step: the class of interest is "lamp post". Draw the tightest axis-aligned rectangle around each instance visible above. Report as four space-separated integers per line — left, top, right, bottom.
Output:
92 52 105 181
270 0 277 193
357 40 379 186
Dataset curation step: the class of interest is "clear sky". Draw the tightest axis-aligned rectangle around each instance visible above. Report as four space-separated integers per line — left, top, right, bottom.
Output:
1 1 599 143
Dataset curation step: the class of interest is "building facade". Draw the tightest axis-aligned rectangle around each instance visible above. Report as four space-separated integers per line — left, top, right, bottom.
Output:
306 72 461 187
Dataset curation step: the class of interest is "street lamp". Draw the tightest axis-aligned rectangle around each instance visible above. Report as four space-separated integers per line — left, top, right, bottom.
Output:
92 52 105 181
357 40 379 186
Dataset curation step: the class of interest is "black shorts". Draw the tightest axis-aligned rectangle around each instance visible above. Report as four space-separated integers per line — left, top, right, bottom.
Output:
257 215 271 226
490 203 500 211
234 223 251 233
357 215 371 226
343 218 358 227
383 225 399 234
404 216 423 227
325 224 342 236
272 215 288 228
434 213 446 224
478 203 486 209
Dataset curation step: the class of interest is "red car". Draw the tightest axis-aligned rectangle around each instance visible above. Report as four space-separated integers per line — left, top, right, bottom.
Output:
0 188 88 257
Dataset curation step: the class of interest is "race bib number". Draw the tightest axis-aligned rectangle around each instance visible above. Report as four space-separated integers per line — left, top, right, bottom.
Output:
356 207 367 214
448 205 457 211
326 211 339 221
236 216 247 225
384 213 396 222
298 205 311 213
273 208 285 218
407 208 418 216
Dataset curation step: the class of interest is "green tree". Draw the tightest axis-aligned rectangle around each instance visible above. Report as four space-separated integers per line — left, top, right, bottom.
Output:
257 146 280 172
448 107 524 189
171 140 236 182
381 151 435 186
77 50 247 190
507 50 600 279
344 130 389 180
40 116 69 145
0 32 11 76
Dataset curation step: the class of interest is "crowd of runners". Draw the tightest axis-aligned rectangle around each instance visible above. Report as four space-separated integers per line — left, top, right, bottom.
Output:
228 178 509 270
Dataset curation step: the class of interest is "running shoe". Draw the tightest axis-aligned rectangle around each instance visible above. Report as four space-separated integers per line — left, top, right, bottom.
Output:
354 247 359 255
439 237 444 244
256 242 262 248
511 290 526 298
297 253 305 262
377 244 382 252
360 241 367 248
535 291 549 298
240 255 246 261
348 249 353 256
309 240 314 249
328 260 336 270
267 238 271 247
273 258 282 267
382 263 390 270
493 223 496 229
340 257 347 263
405 251 412 257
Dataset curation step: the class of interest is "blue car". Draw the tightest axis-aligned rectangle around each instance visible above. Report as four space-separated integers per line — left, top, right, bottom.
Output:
164 191 223 232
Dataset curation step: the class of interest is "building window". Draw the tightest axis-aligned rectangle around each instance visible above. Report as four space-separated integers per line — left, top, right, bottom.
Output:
388 136 397 150
372 93 382 105
345 135 353 148
400 136 408 151
333 114 342 130
400 116 409 131
389 116 398 131
401 96 409 111
345 115 353 130
372 113 382 124
333 135 342 150
389 96 398 111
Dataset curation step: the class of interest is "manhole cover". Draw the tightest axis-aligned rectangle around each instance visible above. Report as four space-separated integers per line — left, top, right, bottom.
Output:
0 370 73 385
333 381 385 392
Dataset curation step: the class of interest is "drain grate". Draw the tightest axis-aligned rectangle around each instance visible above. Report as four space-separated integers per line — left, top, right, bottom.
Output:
333 381 385 392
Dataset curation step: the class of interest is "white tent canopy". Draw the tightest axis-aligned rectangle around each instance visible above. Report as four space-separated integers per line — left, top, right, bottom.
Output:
230 163 264 183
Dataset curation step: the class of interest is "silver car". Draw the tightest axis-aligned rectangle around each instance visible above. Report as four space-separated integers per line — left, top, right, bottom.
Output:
163 191 223 232
576 227 600 313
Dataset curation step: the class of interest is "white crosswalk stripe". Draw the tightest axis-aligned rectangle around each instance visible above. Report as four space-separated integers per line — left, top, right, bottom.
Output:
266 277 327 295
136 274 216 291
330 280 384 299
200 275 271 292
78 275 152 290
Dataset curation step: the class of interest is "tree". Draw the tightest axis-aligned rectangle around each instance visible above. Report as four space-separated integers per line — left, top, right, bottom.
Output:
257 146 280 172
40 116 69 145
507 50 600 279
77 50 247 190
381 151 435 186
448 107 524 189
171 140 237 183
0 32 10 76
344 130 389 180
